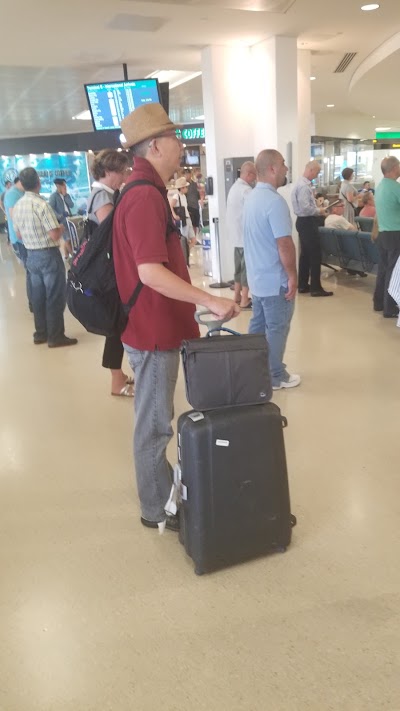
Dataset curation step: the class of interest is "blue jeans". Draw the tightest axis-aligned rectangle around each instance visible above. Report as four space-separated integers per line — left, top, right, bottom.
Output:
123 346 180 521
12 241 33 308
249 288 295 388
26 248 66 344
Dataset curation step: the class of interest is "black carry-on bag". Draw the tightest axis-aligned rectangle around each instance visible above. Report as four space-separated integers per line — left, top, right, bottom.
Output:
174 311 296 575
180 310 272 410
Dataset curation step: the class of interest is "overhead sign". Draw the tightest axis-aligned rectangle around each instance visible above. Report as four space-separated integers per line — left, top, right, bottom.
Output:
375 131 400 140
176 124 205 143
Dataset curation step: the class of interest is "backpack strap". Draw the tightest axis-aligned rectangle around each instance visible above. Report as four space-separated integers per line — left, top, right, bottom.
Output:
87 187 107 217
115 178 180 316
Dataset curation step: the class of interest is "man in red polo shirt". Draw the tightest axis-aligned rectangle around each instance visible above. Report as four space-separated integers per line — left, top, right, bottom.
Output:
113 103 239 532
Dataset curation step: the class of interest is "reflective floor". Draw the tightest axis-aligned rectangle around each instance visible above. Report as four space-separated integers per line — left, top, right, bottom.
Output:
1 238 399 711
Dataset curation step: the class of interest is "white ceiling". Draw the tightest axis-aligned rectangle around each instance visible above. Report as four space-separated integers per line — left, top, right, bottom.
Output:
0 0 399 139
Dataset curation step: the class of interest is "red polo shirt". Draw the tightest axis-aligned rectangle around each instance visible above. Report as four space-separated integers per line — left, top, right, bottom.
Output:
113 158 200 350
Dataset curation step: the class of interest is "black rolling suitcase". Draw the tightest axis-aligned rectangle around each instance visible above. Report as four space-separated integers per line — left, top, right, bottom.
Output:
177 402 295 575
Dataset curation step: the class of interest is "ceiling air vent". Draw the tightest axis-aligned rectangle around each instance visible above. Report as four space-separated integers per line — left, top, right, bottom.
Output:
334 53 357 73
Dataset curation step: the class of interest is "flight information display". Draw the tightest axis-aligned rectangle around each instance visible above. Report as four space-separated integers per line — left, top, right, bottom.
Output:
84 79 160 131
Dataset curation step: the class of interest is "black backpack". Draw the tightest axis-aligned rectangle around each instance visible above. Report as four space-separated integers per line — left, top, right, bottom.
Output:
67 179 174 338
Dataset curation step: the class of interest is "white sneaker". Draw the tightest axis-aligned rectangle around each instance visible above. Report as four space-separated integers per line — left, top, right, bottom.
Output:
272 374 301 391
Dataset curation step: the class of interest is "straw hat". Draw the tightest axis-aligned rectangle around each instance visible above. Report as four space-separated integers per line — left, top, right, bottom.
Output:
120 104 182 149
174 177 190 189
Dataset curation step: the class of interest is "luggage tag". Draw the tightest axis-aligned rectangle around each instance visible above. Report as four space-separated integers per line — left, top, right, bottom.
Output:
164 465 187 534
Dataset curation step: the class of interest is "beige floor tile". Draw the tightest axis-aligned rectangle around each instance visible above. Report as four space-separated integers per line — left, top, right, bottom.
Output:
0 240 399 711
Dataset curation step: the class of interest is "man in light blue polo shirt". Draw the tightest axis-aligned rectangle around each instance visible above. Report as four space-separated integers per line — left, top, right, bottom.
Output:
244 149 300 390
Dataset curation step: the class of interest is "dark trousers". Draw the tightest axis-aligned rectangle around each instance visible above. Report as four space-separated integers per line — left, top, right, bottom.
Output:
102 336 124 370
13 241 33 308
296 216 322 291
26 247 66 344
373 231 400 316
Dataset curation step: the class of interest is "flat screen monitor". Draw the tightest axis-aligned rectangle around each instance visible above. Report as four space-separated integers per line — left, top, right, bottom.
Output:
181 146 200 167
84 79 161 131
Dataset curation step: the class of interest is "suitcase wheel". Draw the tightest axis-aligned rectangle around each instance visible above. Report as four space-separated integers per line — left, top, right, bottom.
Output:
290 514 297 527
275 546 287 553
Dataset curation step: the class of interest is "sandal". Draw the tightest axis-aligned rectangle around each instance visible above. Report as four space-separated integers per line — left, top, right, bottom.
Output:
112 383 134 397
125 376 134 385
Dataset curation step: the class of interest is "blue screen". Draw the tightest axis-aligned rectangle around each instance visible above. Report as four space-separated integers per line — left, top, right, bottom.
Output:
85 79 160 131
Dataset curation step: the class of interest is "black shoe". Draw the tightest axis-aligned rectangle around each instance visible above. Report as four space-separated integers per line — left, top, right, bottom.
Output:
48 336 78 348
298 286 310 294
311 289 334 297
141 513 180 532
383 312 399 319
373 306 383 312
33 337 47 345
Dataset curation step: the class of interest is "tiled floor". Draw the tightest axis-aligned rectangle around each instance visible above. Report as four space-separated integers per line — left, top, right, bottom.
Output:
1 239 399 711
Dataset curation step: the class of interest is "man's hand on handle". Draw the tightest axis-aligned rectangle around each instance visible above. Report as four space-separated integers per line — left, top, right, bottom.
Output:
207 297 240 321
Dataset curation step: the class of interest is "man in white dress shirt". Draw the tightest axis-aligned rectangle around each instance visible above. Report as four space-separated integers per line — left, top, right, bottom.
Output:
291 160 333 297
226 161 256 309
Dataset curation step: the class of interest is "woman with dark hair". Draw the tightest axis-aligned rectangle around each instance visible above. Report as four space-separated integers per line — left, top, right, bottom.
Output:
88 149 134 397
340 167 358 224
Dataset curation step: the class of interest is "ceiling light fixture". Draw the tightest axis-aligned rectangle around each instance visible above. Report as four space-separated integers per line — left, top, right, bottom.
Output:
327 104 335 108
310 76 316 81
375 127 391 131
194 114 205 120
361 3 380 10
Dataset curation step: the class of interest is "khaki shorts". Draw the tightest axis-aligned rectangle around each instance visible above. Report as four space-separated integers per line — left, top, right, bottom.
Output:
234 247 248 287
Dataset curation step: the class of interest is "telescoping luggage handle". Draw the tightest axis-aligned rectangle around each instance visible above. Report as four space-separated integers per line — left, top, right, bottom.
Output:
195 309 241 338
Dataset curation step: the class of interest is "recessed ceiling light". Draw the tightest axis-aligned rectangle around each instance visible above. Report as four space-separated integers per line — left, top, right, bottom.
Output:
310 76 316 81
327 104 335 108
375 127 391 131
361 3 380 10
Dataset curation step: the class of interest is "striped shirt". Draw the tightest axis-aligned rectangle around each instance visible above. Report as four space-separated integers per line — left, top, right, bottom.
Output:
12 192 60 249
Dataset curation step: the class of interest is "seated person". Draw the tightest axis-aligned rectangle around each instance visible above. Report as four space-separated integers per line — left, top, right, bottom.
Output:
325 201 356 230
358 180 375 195
359 191 376 218
315 192 329 208
324 201 366 277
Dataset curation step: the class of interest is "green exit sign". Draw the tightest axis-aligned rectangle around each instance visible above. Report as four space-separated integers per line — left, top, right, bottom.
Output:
376 131 400 140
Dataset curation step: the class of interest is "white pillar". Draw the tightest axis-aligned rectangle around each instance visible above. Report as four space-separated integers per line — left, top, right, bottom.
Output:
201 45 253 283
297 49 312 178
201 40 311 281
251 38 311 181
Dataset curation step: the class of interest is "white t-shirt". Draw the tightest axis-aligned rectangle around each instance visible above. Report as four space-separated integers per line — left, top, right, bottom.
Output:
325 214 354 231
170 190 194 240
226 178 252 248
